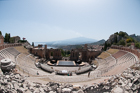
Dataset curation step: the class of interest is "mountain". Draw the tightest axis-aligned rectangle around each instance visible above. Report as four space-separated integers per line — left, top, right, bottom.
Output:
57 39 105 50
104 31 140 50
44 37 97 46
88 39 105 45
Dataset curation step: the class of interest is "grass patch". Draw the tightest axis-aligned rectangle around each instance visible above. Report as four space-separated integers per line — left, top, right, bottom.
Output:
107 49 119 55
14 46 29 54
98 52 110 59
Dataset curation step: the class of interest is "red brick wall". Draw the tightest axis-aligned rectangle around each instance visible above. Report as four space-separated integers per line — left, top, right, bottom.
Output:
0 43 22 50
111 45 140 58
0 38 4 45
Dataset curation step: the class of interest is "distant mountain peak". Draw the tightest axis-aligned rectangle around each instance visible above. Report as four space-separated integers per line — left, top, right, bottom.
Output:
41 37 98 46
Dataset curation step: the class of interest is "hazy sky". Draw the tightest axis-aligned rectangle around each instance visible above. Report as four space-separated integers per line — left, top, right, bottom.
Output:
0 0 140 43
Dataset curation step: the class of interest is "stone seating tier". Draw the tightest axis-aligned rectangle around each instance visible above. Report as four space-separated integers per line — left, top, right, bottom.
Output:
0 47 20 62
40 64 54 73
5 47 20 56
55 70 72 75
112 50 127 59
0 50 15 62
75 65 92 74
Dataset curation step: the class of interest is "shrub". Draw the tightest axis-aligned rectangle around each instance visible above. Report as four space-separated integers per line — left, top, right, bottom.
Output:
118 39 125 46
135 42 140 49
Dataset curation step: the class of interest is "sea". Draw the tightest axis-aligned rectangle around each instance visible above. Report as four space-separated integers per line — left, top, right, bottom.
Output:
34 42 56 49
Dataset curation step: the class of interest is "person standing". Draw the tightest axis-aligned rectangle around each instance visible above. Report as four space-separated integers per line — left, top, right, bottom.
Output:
37 71 39 75
88 71 90 77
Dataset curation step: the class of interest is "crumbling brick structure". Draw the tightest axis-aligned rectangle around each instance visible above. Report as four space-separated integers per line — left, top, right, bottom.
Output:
70 44 101 62
30 45 62 60
0 35 4 45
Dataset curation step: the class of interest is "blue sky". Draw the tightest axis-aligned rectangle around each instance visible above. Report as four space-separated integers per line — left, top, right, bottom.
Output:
0 0 140 43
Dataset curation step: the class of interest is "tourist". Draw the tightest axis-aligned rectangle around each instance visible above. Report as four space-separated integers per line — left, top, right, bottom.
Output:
37 71 39 75
88 71 90 77
78 66 81 70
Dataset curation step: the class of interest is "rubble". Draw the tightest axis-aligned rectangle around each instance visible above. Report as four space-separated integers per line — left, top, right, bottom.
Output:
0 66 140 93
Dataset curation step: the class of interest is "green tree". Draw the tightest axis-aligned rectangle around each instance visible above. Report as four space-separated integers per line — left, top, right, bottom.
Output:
61 49 65 56
67 51 70 55
127 43 131 47
104 41 107 51
64 52 66 56
0 31 2 35
118 39 125 46
4 33 11 43
135 42 140 49
114 35 118 43
8 33 10 43
4 33 8 42
32 42 34 47
118 31 127 37
51 52 53 56
114 32 118 35
9 37 14 43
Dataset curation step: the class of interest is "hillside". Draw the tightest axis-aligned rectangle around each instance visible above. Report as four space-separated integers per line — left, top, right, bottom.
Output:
58 39 105 50
129 34 140 42
88 39 105 45
104 31 140 50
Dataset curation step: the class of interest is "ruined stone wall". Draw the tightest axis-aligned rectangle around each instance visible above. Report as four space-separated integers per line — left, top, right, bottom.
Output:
81 51 88 61
70 49 101 61
70 50 79 60
45 49 51 59
31 48 62 60
31 48 44 58
87 51 101 60
53 49 62 60
0 38 4 45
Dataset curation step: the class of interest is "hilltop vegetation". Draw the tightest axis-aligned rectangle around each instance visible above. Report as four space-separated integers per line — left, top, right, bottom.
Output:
0 31 28 44
130 34 140 42
104 31 140 50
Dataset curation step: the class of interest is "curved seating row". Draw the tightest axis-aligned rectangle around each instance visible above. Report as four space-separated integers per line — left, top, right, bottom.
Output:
55 70 72 75
102 54 136 76
116 52 135 64
112 50 127 59
5 47 20 57
75 65 92 74
95 51 137 77
40 64 54 73
0 47 20 62
96 56 116 72
16 53 48 76
0 55 4 61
